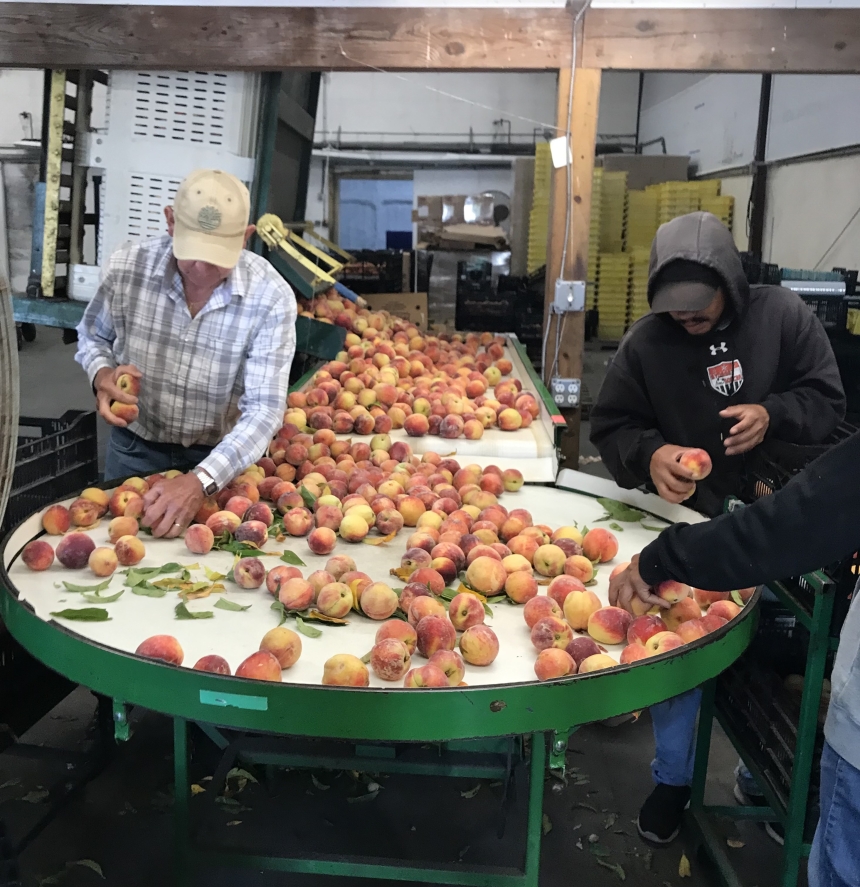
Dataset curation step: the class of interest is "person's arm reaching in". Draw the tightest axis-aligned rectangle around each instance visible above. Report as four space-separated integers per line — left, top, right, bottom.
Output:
609 430 860 611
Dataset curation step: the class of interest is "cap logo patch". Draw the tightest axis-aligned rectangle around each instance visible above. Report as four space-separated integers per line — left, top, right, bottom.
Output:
197 205 222 231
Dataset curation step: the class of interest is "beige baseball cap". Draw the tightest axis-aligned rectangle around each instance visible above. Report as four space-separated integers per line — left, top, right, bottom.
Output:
172 169 251 269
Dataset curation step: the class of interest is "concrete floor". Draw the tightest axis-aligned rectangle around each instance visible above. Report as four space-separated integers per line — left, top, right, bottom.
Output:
4 331 788 887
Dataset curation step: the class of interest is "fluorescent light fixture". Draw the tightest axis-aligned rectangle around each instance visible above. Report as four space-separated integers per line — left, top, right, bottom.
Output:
21 0 571 6
590 0 860 7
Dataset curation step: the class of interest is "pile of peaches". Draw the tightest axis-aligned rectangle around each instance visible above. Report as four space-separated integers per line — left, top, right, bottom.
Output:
289 293 540 440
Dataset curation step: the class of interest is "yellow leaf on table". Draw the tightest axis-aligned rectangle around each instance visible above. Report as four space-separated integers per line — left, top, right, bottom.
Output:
390 566 414 582
364 532 397 546
456 585 487 603
304 609 349 625
204 567 226 582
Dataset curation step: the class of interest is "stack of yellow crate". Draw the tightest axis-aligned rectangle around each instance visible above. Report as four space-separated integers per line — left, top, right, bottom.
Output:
649 181 701 226
599 171 628 253
597 252 631 341
627 247 651 327
695 180 721 200
625 190 659 250
587 168 603 310
700 195 735 229
527 143 552 274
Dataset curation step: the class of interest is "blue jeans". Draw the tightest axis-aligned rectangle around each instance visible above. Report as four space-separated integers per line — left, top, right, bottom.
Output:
809 742 860 887
104 427 213 483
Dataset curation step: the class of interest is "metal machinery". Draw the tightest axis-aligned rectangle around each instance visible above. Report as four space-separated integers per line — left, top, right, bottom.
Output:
0 467 757 887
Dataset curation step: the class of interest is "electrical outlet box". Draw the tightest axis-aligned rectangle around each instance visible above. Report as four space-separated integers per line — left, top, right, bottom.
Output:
551 377 581 408
553 279 586 313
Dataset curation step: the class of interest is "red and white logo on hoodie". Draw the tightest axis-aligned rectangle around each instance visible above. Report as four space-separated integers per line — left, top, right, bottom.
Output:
707 358 744 396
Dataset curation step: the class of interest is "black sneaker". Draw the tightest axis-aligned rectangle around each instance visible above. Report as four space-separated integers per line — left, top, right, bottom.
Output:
733 783 785 846
637 783 692 844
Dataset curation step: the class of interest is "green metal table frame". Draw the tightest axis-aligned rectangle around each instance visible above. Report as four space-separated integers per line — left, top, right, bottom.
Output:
689 573 835 887
507 335 568 450
0 543 759 886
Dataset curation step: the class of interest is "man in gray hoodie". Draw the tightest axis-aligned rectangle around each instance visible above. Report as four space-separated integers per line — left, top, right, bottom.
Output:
590 212 845 844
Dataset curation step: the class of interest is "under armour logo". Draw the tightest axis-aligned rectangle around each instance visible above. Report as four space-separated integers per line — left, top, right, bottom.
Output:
710 342 728 355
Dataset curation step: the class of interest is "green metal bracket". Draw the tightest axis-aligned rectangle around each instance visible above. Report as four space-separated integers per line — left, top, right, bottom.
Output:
112 700 130 742
549 728 573 774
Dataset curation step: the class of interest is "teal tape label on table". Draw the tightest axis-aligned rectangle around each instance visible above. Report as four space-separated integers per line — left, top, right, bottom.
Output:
200 690 269 711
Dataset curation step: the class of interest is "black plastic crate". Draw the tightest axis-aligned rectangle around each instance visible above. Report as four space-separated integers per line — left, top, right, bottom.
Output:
800 293 849 332
2 411 99 537
716 604 824 840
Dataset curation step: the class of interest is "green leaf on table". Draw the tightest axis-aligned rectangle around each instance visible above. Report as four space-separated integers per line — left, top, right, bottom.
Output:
280 550 306 567
730 590 745 607
50 608 110 622
294 616 322 638
124 563 184 587
81 588 125 604
300 486 317 509
62 579 112 594
640 524 667 533
214 598 252 612
608 522 624 532
596 498 647 522
175 602 214 620
482 603 494 618
270 601 288 625
131 582 167 598
486 595 507 604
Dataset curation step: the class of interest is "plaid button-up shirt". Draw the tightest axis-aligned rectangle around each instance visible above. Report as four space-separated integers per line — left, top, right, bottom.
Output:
76 235 296 491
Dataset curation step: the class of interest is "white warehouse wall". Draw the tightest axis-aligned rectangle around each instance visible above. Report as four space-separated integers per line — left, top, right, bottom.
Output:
0 70 43 145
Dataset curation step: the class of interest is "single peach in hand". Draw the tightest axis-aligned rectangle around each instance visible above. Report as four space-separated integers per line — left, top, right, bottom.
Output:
323 654 370 686
579 653 618 674
376 620 418 656
677 448 712 480
582 528 619 563
236 651 283 682
371 638 412 681
708 599 742 622
448 593 485 631
656 580 691 604
534 648 575 681
403 664 448 688
587 607 633 645
563 590 602 631
42 504 70 535
523 595 563 628
193 655 231 675
109 488 143 519
22 539 54 571
110 401 139 423
260 626 302 668
136 635 183 666
459 624 499 666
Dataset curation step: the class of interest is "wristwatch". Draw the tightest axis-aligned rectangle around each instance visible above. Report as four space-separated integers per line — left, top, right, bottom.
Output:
192 467 218 496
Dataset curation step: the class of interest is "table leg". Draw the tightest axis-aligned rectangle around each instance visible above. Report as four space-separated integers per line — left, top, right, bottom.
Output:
173 717 190 887
523 733 546 887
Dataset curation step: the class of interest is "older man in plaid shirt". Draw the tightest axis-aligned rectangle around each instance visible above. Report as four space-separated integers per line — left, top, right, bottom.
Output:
76 169 296 539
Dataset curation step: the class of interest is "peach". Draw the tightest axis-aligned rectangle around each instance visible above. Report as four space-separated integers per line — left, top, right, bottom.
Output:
429 649 465 686
561 590 601 631
107 516 138 543
21 539 54 571
410 567 446 594
656 580 691 604
523 595 563 628
193 655 232 675
322 654 369 687
179 523 214 557
466 544 502 566
224 495 254 519
236 651 283 682
307 526 337 555
662 597 702 631
403 664 449 688
233 556 265 589
266 565 302 595
339 512 370 542
402 548 432 573
736 587 756 603
69 497 100 528
531 616 574 651
116 372 141 398
582 528 619 563
42 504 71 535
376 620 418 655
371 638 412 681
404 414 430 437
502 469 524 492
397 496 426 527
609 561 630 580
620 643 649 665
459 624 499 666
502 554 531 576
235 520 269 548
110 401 139 423
109 488 143 518
533 544 566 578
579 653 618 674
373 509 403 536
700 613 729 633
465 556 508 595
398 582 433 614
279 578 315 611
284 507 314 537
136 635 184 666
497 408 523 431
627 614 666 646
678 448 712 480
244 503 274 527
206 510 241 536
260 626 302 668
645 631 684 656
676 619 709 644
342 571 372 599
431 543 465 572
508 535 539 564
547 575 587 609
360 583 399 620
693 588 731 609
316 582 354 618
112 534 144 566
448 593 486 631
565 636 601 667
534 648 576 681
88 546 118 577
325 555 356 580
308 570 336 597
505 571 538 604
708 600 742 622
587 607 633 645
408 596 447 627
416 614 457 657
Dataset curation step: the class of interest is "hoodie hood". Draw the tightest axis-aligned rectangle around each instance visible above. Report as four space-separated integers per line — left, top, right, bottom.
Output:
647 211 750 314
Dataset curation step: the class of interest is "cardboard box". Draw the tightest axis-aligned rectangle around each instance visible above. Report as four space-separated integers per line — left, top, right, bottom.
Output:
363 292 428 329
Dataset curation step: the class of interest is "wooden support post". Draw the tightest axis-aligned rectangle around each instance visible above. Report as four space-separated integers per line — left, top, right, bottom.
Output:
543 64 600 468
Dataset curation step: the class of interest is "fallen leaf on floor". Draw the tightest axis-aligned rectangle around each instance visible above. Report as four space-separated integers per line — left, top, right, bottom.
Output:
588 833 599 844
460 785 481 799
490 781 503 788
576 839 584 850
604 813 618 829
457 845 470 861
0 778 20 790
311 775 330 792
643 850 653 870
23 790 49 803
574 776 590 786
573 802 597 812
347 791 379 804
72 860 104 878
679 853 692 878
201 776 213 782
726 838 745 849
595 858 626 881
542 814 553 835
190 784 206 795
226 820 241 826
589 845 610 858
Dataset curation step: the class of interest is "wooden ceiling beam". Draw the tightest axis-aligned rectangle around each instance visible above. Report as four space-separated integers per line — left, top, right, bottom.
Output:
583 8 860 74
